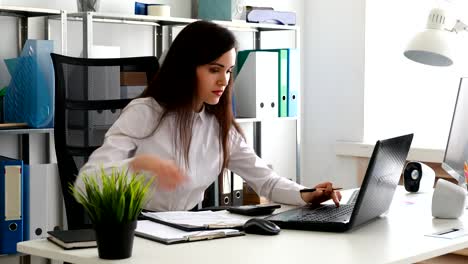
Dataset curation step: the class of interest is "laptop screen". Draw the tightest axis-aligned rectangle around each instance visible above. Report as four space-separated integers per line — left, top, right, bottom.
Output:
351 134 413 228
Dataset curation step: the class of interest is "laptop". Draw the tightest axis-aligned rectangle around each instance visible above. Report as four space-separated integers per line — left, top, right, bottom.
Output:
265 134 413 232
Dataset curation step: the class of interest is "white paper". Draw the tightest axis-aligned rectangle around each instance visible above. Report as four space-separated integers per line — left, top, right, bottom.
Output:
142 210 247 228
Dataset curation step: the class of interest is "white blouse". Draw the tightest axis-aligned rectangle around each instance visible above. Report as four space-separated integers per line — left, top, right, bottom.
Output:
77 97 306 211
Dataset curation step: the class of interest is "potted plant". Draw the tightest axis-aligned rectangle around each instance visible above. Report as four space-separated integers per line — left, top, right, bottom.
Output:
70 167 153 259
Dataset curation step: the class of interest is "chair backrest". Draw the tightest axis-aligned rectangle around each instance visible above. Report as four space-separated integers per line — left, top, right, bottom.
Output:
51 53 159 229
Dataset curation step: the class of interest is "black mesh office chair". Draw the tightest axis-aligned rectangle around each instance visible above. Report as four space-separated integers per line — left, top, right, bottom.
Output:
51 53 159 230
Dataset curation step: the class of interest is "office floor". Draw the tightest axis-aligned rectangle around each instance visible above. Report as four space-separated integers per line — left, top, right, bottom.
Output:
418 253 468 264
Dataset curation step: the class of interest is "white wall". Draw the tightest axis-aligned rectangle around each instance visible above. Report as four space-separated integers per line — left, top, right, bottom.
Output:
302 1 366 188
364 0 468 150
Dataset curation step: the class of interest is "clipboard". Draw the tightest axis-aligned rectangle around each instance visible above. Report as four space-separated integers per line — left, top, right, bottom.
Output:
140 211 246 231
135 220 244 245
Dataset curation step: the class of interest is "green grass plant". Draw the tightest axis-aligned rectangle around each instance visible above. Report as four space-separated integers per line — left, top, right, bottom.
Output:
70 167 153 224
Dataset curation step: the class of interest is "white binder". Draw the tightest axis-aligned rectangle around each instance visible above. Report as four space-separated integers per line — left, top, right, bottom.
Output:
234 51 278 119
220 169 232 206
28 164 62 240
232 172 244 206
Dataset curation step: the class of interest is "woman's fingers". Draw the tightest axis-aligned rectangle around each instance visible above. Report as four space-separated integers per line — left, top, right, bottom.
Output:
331 190 341 207
309 182 342 207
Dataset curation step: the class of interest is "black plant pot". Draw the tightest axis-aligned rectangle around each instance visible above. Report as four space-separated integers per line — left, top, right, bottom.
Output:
94 221 137 260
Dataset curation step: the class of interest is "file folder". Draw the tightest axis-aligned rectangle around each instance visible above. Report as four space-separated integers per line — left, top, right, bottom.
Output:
0 156 23 254
263 49 288 117
232 172 244 206
219 169 232 206
23 164 62 241
23 165 29 241
287 49 300 117
45 164 62 234
235 50 278 119
278 49 289 117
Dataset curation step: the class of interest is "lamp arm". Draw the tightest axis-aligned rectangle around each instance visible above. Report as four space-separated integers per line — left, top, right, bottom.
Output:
449 20 468 33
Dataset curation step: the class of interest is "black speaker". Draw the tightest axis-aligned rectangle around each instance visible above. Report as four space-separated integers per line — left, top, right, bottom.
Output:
403 162 435 193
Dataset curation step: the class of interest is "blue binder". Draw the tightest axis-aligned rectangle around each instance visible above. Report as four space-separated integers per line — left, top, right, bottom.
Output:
0 156 23 255
287 49 300 117
23 165 30 241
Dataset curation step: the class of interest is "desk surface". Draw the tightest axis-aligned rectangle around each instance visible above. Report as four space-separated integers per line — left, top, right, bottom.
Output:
17 187 468 264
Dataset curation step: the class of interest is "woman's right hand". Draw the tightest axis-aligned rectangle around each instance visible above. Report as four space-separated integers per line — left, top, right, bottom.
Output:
130 154 187 190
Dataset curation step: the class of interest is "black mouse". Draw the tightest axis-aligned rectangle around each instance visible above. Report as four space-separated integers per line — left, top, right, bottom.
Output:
243 218 281 235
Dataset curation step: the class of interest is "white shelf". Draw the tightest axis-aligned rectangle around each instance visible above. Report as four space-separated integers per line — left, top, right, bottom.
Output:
213 20 298 31
235 117 298 123
0 128 53 135
61 12 299 32
65 12 194 26
0 6 61 17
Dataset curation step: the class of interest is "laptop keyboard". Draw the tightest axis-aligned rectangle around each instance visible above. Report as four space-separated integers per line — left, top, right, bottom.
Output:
347 189 360 205
295 190 360 223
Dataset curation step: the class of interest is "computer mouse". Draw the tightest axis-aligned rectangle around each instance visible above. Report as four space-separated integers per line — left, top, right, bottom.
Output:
243 218 281 235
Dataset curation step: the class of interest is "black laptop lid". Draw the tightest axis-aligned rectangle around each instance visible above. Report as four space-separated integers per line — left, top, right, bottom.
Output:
349 134 413 229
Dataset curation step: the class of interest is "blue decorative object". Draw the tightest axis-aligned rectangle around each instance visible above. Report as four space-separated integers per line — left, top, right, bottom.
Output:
134 2 148 15
4 40 54 128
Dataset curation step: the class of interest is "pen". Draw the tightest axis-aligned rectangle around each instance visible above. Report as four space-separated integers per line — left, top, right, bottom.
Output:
300 187 343 193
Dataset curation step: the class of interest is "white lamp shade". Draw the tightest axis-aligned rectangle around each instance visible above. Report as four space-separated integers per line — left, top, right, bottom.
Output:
404 28 453 66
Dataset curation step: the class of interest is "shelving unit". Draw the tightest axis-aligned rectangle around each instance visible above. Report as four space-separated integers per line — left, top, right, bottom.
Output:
52 12 297 58
48 12 301 207
0 127 54 164
0 7 67 263
0 6 66 165
0 6 67 55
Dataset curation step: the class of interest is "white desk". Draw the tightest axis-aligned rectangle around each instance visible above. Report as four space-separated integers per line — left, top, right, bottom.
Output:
17 187 468 264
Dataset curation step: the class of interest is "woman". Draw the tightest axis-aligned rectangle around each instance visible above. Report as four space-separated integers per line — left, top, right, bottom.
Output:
77 20 341 211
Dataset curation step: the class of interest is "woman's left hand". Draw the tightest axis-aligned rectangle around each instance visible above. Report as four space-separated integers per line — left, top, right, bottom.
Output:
300 182 342 207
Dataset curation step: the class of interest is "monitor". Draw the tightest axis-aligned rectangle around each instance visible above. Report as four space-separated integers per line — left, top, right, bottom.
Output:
441 77 468 185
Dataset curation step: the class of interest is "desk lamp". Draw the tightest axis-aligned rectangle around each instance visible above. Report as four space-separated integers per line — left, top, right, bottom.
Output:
403 8 468 66
404 8 468 217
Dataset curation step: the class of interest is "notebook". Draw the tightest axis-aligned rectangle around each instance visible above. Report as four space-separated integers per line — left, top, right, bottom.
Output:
47 229 97 250
265 134 413 232
135 220 244 245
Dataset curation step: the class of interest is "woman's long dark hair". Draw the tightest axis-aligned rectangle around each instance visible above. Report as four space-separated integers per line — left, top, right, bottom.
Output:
141 20 243 172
